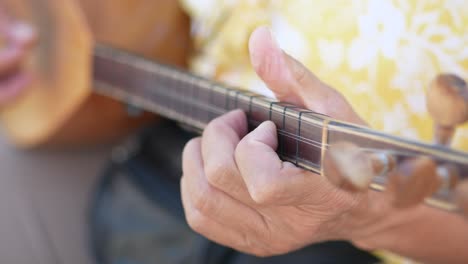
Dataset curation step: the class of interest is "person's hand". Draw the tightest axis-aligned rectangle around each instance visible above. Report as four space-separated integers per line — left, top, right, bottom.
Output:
0 9 37 105
180 26 468 261
180 26 407 256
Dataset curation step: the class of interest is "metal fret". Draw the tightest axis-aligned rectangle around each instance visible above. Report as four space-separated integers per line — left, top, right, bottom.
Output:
234 90 242 109
297 111 317 166
208 82 215 120
268 101 282 121
224 86 231 111
226 89 242 111
191 76 199 123
280 105 300 159
248 95 261 119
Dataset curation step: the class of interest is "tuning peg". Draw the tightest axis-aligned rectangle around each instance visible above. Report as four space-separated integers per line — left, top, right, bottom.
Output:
389 157 441 208
436 164 459 191
323 142 395 192
455 180 468 217
323 142 374 192
426 74 468 145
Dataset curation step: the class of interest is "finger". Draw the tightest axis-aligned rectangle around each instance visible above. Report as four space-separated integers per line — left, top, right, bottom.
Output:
181 137 269 238
248 26 365 125
235 120 342 206
181 176 272 257
201 109 253 203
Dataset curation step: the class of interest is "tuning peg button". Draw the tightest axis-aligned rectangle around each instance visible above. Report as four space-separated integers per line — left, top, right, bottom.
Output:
390 157 441 208
323 142 374 192
436 164 459 191
455 180 468 217
426 74 468 145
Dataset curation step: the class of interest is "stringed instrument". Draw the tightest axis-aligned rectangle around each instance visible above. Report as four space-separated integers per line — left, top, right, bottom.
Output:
1 0 468 216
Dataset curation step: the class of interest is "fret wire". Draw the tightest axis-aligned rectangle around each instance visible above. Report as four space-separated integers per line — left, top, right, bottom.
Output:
227 89 233 110
297 111 316 166
169 70 181 122
209 82 215 120
248 95 262 119
234 90 242 109
182 77 187 123
281 105 300 159
168 74 175 116
268 101 282 121
224 87 233 111
190 76 197 123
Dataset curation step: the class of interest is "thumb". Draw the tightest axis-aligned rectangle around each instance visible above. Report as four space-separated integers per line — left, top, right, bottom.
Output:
248 26 365 125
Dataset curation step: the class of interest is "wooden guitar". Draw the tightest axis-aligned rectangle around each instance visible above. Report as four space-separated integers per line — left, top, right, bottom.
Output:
1 0 468 216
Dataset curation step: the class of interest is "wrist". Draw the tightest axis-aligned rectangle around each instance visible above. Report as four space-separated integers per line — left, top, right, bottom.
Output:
344 198 426 251
351 205 468 264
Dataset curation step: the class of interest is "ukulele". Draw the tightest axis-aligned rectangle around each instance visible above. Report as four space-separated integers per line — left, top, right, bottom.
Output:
2 0 468 217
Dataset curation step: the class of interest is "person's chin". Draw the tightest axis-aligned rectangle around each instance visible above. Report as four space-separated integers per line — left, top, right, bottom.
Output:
0 71 32 106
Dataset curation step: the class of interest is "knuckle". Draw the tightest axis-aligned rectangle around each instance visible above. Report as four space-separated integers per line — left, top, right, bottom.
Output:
249 183 278 205
291 60 308 86
204 117 225 136
185 208 206 233
205 160 231 187
182 137 201 158
235 135 257 161
239 233 266 256
192 182 218 215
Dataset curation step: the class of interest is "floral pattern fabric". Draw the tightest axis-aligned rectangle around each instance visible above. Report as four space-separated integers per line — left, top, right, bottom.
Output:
181 0 468 150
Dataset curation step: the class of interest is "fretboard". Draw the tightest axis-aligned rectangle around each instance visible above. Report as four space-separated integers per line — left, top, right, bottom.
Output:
92 45 468 212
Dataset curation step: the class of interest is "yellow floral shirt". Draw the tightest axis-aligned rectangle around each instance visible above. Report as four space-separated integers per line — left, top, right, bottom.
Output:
179 0 468 263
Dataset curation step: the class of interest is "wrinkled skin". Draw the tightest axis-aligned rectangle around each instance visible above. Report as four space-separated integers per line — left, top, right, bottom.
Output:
180 26 468 264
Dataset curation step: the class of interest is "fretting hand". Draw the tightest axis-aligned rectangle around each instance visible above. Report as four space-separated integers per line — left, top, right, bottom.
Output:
180 26 468 263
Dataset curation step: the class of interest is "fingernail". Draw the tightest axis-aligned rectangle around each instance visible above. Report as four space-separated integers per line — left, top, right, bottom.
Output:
266 27 281 52
249 26 283 70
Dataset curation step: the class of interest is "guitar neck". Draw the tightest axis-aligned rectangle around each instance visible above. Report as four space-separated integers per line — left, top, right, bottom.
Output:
91 44 468 212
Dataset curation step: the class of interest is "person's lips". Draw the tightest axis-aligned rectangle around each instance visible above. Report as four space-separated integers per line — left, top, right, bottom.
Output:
0 22 37 105
0 45 32 105
0 70 31 105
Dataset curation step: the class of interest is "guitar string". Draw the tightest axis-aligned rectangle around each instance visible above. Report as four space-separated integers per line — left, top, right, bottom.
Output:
130 85 426 160
102 58 448 159
98 50 468 164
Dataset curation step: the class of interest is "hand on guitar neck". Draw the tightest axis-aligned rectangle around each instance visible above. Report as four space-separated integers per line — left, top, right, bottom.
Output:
181 26 468 264
0 12 37 105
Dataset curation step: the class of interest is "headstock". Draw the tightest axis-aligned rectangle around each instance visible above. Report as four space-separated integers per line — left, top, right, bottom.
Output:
323 73 468 217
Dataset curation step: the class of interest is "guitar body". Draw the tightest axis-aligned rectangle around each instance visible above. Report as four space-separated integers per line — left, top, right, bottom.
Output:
0 0 191 147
